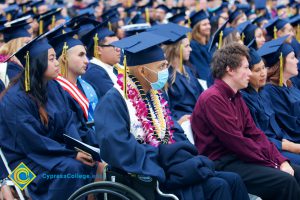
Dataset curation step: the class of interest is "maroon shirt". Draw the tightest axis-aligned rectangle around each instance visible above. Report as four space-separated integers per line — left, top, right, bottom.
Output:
191 79 287 168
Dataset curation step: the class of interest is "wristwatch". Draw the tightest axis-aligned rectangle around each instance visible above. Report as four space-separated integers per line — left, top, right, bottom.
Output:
0 178 9 189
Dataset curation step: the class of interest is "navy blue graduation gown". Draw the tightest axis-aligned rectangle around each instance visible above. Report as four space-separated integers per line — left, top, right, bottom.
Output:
0 79 4 93
189 39 212 81
7 61 23 80
290 38 300 89
0 80 95 200
82 62 114 98
263 84 300 142
167 66 204 121
241 87 300 165
59 80 98 147
94 87 249 200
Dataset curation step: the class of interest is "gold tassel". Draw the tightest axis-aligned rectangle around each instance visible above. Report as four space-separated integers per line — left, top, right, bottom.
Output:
6 13 12 21
196 0 200 12
33 6 37 14
296 24 300 43
241 33 245 43
274 26 277 39
108 21 112 31
179 44 184 73
23 5 26 13
218 31 223 49
61 42 68 78
279 52 283 86
123 55 128 99
25 51 30 92
39 20 43 35
145 7 150 24
93 33 99 59
51 15 56 30
187 18 192 41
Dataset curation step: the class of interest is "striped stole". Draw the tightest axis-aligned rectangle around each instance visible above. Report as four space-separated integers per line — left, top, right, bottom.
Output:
55 75 89 119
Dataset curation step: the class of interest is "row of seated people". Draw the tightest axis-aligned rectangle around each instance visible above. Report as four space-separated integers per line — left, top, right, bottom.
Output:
1 16 300 200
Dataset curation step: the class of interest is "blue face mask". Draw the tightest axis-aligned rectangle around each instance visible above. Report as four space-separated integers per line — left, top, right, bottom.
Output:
144 66 169 90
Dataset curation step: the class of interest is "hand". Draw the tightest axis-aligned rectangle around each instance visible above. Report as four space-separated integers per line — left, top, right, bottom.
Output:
76 152 95 167
280 161 294 176
282 139 300 154
178 114 191 125
1 185 14 200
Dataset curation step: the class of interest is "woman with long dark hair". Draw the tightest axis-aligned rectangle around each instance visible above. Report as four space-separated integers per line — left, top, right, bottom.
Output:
0 37 96 199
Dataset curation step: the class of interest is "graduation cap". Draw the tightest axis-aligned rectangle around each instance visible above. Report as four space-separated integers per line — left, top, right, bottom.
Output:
122 23 150 37
236 3 251 13
18 1 33 13
45 22 72 39
76 7 95 17
127 12 147 24
49 30 83 77
248 47 262 68
189 10 209 28
38 8 65 34
4 4 20 21
155 4 170 13
257 35 292 86
252 15 268 25
168 12 186 24
30 0 46 14
209 19 229 52
111 32 168 66
18 10 39 20
236 21 258 45
125 5 137 17
228 9 243 23
80 22 115 58
111 32 168 98
171 6 186 15
208 4 226 17
289 15 300 27
147 23 191 44
254 0 266 10
264 17 289 39
72 17 100 39
7 36 52 92
276 4 287 10
0 21 31 43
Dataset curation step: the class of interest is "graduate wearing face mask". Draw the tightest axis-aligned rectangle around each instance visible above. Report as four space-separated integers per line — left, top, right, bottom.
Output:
94 31 249 200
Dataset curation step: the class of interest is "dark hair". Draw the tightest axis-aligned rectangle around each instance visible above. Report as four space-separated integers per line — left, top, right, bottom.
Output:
2 50 50 125
211 42 250 79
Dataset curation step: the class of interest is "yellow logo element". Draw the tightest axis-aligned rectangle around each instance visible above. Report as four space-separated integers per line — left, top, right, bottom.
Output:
8 162 36 190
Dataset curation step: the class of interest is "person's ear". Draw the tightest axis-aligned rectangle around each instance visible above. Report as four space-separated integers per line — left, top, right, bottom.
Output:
226 66 235 75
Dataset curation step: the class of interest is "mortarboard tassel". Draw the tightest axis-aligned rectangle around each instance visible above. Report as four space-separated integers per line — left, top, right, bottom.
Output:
39 20 44 35
6 13 12 21
241 33 245 43
108 21 112 31
274 26 277 39
61 42 68 78
179 44 184 73
145 8 150 24
23 6 26 13
51 15 56 30
123 55 128 99
296 24 300 43
279 52 283 87
25 51 30 92
218 31 223 49
196 0 200 12
187 18 192 41
33 6 37 14
127 0 132 7
93 33 99 59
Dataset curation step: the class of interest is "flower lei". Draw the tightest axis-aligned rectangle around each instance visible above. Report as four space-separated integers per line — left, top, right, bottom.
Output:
117 73 175 147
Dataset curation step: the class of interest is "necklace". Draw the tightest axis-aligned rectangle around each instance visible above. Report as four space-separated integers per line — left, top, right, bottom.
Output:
117 73 175 147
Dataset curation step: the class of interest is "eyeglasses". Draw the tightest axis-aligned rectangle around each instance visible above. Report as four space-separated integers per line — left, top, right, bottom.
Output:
159 62 169 70
99 44 120 51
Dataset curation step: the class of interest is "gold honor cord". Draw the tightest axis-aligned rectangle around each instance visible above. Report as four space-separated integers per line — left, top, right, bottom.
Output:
218 31 223 49
93 33 99 59
179 44 184 73
61 42 69 78
25 51 30 92
274 26 278 39
123 55 128 99
145 7 150 24
279 52 283 87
